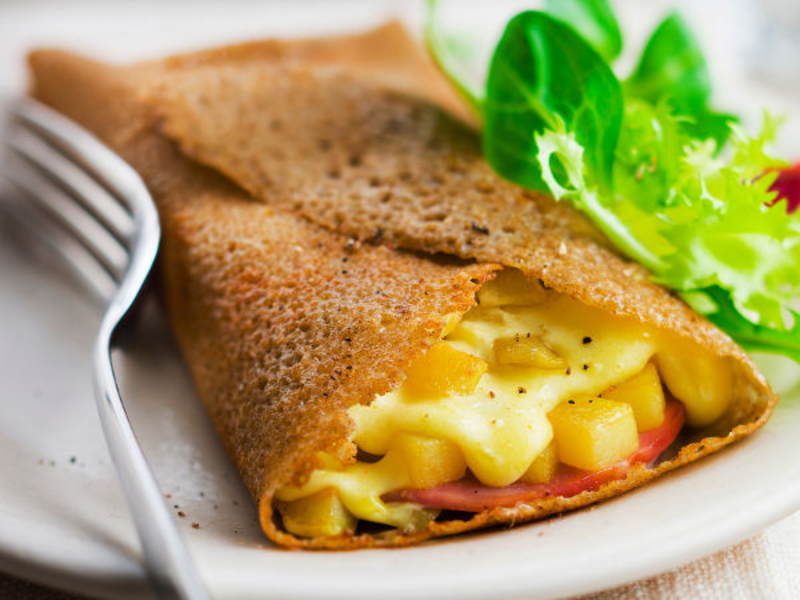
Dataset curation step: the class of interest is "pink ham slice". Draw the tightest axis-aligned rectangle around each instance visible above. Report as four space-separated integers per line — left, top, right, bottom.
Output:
385 399 686 512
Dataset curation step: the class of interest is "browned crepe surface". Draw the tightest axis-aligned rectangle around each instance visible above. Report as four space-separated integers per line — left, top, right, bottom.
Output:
28 22 775 549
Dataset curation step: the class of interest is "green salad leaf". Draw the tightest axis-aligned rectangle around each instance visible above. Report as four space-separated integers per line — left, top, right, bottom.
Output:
705 287 800 362
426 3 800 362
624 12 737 147
544 0 623 62
682 109 739 149
613 100 686 213
424 0 623 117
424 0 485 114
484 12 623 192
625 12 711 112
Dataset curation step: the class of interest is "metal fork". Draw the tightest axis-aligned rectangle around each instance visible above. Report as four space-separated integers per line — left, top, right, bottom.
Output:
0 99 209 600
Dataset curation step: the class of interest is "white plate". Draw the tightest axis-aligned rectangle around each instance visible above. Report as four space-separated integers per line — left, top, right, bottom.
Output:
3 2 800 599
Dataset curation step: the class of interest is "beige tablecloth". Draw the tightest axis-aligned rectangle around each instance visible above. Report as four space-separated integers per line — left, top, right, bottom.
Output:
4 510 800 599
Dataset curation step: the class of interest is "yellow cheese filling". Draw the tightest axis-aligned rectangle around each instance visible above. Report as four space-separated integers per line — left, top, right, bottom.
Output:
275 270 734 537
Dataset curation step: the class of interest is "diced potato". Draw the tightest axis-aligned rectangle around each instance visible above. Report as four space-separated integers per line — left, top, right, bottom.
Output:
404 342 488 397
389 432 467 489
549 398 639 471
656 345 731 427
440 312 463 337
443 315 500 354
477 269 547 308
276 488 357 538
493 334 567 369
520 441 558 484
602 363 665 432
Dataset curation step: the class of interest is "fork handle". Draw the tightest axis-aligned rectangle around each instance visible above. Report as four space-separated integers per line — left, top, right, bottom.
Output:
94 320 210 600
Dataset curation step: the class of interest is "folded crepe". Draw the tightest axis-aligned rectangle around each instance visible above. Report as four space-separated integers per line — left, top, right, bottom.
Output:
28 23 776 549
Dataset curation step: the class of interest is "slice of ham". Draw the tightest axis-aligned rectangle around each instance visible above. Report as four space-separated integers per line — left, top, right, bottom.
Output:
385 399 685 512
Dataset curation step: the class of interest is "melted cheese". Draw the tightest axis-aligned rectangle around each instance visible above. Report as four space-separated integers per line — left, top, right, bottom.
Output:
275 449 437 530
351 298 656 486
276 276 735 533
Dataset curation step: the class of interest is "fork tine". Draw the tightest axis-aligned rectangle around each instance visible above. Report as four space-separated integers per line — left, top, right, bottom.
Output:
6 123 136 244
0 187 117 302
1 148 129 281
12 101 144 218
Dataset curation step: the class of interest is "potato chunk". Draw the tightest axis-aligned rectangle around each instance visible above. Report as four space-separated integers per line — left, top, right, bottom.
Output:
276 488 356 538
656 343 731 427
493 334 567 369
390 433 467 489
520 441 558 484
549 398 638 471
477 269 547 307
404 342 488 397
602 363 665 432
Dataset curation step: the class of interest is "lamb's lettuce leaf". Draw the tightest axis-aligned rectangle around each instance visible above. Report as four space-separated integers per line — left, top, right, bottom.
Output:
625 13 711 113
484 11 623 192
424 0 485 114
544 0 623 62
625 12 737 147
